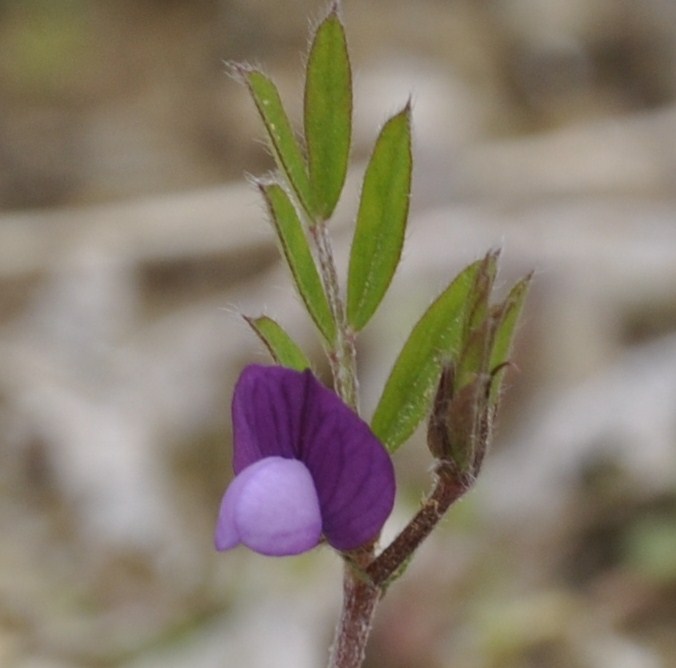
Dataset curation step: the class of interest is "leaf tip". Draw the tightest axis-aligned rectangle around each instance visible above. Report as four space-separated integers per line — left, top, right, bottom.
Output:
253 174 277 191
486 247 502 262
226 61 254 84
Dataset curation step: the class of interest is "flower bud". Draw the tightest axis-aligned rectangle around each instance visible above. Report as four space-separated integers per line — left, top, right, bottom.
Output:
427 363 495 484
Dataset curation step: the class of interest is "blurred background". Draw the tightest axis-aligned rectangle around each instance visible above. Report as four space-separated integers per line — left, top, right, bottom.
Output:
1 0 676 666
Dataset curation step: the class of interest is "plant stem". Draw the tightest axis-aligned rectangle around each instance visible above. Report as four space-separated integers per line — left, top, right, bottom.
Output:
328 463 470 667
309 221 470 667
309 219 380 667
310 220 358 410
328 550 381 668
367 461 471 587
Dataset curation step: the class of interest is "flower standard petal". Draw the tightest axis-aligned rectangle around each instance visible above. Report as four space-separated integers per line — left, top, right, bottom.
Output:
215 456 322 556
231 365 308 472
230 365 396 552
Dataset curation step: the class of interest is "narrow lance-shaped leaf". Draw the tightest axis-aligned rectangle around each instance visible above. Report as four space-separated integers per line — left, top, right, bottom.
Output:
463 249 499 341
455 308 498 393
304 7 352 220
371 258 484 452
259 182 336 342
346 106 412 332
244 315 311 371
454 252 500 390
235 65 314 215
488 273 532 404
453 313 501 468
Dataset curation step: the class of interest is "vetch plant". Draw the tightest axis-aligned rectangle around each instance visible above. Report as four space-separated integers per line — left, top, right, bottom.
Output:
215 3 531 667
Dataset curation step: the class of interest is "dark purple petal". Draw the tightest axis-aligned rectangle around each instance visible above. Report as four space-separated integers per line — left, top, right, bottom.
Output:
298 373 396 550
215 456 322 556
230 365 395 551
231 365 309 472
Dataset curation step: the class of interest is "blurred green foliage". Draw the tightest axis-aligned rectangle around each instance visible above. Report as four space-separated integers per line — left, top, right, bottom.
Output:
0 0 92 98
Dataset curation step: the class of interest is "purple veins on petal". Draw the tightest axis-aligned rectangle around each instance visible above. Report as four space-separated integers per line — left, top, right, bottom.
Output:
215 456 322 556
223 365 396 554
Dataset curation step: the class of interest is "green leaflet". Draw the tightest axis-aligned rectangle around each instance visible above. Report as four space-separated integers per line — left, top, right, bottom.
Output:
260 182 336 342
371 258 484 452
244 315 311 371
463 250 499 340
237 65 314 216
454 251 499 390
346 106 412 332
488 273 532 404
304 8 352 220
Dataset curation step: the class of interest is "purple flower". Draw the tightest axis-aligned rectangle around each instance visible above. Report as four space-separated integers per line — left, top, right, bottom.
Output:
215 365 396 556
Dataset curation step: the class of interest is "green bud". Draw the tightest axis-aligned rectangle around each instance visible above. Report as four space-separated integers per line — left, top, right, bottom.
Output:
426 267 531 485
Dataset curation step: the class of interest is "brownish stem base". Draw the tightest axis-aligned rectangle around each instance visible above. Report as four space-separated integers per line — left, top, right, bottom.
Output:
328 462 470 668
328 560 381 668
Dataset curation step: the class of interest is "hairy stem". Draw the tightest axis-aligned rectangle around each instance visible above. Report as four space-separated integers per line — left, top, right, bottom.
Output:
328 463 470 667
328 550 381 668
309 219 381 667
309 221 469 667
311 221 359 410
367 462 471 587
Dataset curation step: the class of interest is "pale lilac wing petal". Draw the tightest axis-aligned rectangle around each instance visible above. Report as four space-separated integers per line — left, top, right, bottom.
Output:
215 456 322 556
300 374 396 551
214 459 256 551
231 365 312 473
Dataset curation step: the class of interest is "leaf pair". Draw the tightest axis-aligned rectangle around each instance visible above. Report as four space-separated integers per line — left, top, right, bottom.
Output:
235 8 350 222
235 7 351 356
